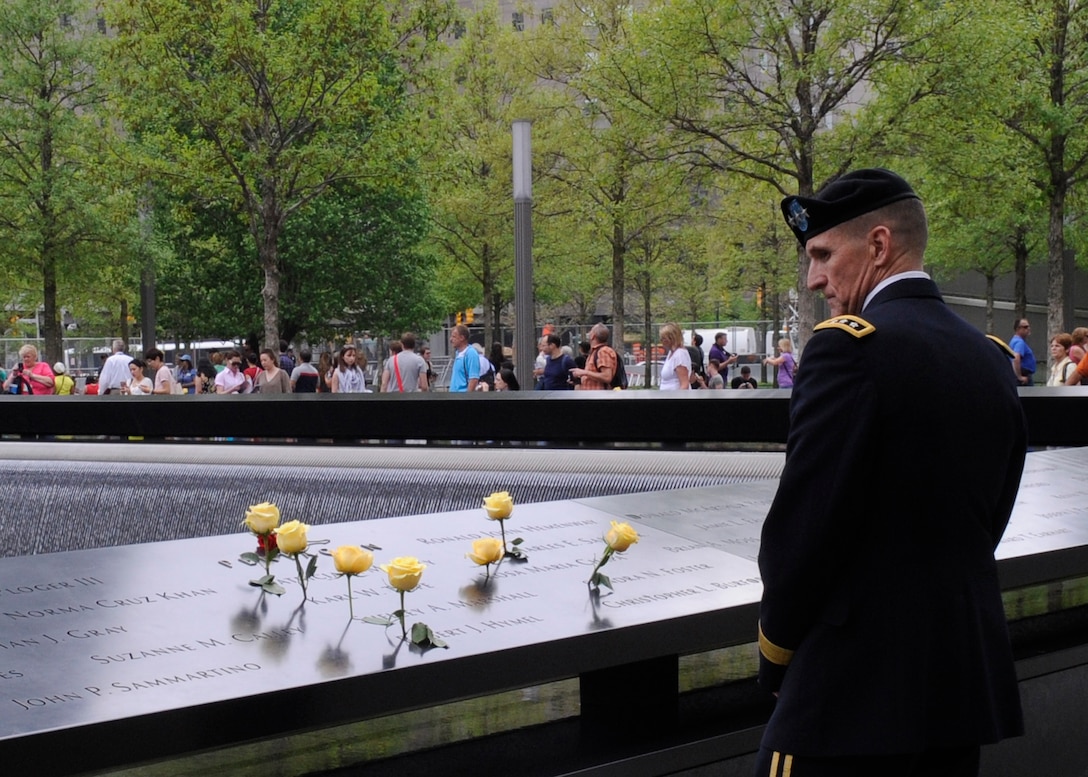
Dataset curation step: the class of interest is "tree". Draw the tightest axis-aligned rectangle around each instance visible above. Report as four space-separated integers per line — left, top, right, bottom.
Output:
153 180 444 344
104 0 449 349
0 0 126 361
525 0 707 350
990 0 1088 336
422 2 533 345
592 0 945 344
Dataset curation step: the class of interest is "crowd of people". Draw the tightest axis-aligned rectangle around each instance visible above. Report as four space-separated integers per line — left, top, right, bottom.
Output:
8 315 1077 396
1 334 440 397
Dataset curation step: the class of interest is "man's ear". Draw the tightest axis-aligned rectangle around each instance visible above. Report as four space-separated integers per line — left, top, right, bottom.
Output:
869 225 892 266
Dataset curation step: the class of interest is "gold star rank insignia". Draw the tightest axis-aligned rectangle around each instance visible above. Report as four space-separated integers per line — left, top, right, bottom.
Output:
813 315 876 338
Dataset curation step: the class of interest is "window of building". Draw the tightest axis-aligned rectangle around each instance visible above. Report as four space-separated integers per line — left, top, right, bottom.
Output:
512 12 524 31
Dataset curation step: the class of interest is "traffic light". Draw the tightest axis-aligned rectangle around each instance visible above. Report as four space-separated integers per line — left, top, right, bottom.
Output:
455 311 463 325
465 308 475 324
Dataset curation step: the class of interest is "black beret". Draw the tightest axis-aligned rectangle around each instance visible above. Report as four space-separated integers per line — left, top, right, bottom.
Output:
780 168 920 246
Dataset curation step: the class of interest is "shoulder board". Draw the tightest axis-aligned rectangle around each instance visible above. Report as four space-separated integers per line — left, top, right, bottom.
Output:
985 334 1016 359
813 315 875 338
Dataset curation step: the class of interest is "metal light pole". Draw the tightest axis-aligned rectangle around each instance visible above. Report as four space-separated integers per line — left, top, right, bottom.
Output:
513 120 535 387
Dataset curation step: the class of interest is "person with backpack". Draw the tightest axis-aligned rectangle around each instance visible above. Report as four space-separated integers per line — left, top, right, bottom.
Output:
685 332 707 389
571 323 624 390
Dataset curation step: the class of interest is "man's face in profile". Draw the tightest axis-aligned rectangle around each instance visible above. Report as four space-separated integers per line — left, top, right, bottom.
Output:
804 223 878 317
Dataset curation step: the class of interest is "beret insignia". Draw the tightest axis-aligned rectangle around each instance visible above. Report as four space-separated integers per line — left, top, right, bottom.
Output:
985 334 1015 359
813 315 875 338
780 168 921 246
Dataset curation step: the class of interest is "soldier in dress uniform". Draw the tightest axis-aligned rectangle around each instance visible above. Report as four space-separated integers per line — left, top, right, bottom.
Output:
755 169 1026 777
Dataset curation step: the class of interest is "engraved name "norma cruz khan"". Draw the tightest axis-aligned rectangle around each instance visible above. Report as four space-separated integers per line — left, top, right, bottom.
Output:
3 589 217 620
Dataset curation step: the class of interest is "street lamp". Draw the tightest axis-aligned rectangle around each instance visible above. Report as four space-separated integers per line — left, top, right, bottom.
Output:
512 120 535 387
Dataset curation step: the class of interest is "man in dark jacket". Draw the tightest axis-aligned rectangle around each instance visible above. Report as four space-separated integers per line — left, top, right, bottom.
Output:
755 169 1026 776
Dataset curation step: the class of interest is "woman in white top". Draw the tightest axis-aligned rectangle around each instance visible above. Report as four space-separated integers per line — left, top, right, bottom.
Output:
331 344 368 393
1047 332 1076 386
121 359 153 395
658 322 691 390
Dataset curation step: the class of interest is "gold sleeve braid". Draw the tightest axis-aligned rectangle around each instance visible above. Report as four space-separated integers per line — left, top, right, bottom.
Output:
758 622 795 666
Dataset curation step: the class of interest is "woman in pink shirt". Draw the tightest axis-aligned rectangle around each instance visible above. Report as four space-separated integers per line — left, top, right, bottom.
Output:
3 344 55 395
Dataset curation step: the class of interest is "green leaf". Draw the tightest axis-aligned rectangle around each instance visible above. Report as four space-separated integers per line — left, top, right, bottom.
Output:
262 580 286 596
249 574 285 595
504 545 529 562
239 552 260 566
591 572 613 591
362 615 395 626
512 537 524 546
411 622 448 649
305 555 318 580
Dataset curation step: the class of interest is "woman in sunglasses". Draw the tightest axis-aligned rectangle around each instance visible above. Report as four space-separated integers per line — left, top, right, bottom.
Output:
213 350 251 394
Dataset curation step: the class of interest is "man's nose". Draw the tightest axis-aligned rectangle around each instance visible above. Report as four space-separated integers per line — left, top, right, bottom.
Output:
806 261 824 290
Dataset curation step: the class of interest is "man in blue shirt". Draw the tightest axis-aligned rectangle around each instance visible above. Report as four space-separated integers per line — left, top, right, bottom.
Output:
539 334 575 390
1009 318 1036 386
448 324 479 392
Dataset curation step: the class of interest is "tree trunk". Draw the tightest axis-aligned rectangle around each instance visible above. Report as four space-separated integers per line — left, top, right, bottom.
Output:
1047 176 1067 337
1014 233 1027 323
39 123 62 364
985 273 996 334
642 277 652 387
120 298 130 348
258 181 284 350
612 221 625 353
481 242 493 342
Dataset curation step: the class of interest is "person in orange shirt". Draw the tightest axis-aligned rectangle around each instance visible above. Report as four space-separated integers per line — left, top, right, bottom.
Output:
570 323 618 390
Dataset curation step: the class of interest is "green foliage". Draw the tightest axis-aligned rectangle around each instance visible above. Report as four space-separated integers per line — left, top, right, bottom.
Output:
104 0 432 347
421 2 530 337
154 179 443 342
0 0 138 355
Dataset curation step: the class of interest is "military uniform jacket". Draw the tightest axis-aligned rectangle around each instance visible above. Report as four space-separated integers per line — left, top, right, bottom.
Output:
757 278 1026 756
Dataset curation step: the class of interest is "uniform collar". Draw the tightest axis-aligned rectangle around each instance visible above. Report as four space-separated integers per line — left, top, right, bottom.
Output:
863 271 931 311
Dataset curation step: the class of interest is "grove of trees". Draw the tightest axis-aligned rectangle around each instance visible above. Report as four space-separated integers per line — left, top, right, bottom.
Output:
3 0 1088 357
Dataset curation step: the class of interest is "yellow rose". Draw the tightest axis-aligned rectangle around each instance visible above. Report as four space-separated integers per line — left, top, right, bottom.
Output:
482 490 514 520
331 545 374 575
274 520 310 555
244 502 280 535
604 521 639 553
466 537 504 566
380 556 426 592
